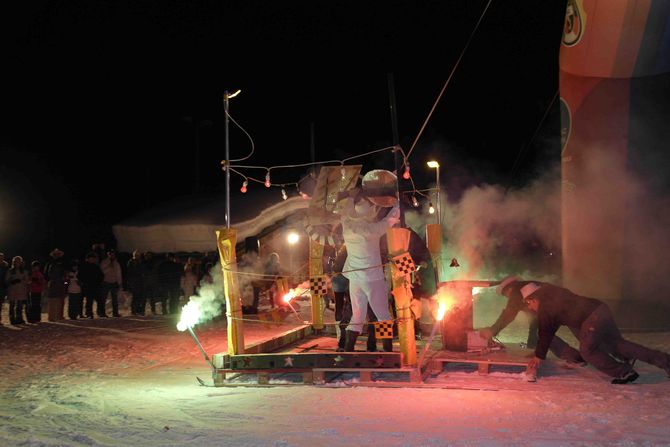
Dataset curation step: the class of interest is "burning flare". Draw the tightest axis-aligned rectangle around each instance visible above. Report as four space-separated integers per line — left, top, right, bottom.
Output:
434 287 457 321
436 301 448 321
177 301 202 332
283 289 296 303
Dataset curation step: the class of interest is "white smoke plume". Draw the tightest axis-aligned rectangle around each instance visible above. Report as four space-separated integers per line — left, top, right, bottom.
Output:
406 166 563 284
177 262 226 331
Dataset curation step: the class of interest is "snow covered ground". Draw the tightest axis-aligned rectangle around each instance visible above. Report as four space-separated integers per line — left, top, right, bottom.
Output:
1 298 670 447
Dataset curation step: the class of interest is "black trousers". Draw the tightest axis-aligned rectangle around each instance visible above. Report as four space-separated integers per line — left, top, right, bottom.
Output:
165 286 181 314
9 300 26 324
129 285 145 315
82 286 102 317
100 282 120 316
27 292 42 323
68 293 83 319
334 291 352 348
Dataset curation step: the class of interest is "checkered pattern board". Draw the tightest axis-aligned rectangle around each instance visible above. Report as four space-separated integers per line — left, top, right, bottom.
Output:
391 252 416 275
374 320 394 339
309 275 328 296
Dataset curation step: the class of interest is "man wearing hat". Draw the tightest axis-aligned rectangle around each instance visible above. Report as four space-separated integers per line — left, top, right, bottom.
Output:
479 276 586 367
522 281 670 384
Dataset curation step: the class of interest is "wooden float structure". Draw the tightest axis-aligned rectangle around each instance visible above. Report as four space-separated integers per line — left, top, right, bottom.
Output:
209 223 525 387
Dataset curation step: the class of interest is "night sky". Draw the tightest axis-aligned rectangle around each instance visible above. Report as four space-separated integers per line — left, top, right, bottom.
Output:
2 0 567 259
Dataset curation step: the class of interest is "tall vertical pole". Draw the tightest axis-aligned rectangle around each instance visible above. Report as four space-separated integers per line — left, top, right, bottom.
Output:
194 119 201 193
224 91 231 229
309 122 316 163
436 165 441 226
387 73 406 228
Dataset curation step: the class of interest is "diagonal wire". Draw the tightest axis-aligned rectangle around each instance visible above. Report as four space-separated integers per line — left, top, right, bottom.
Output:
405 0 494 161
506 89 559 190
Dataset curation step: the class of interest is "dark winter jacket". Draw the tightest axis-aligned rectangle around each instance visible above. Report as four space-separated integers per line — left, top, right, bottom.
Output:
126 258 145 290
158 259 183 288
0 260 9 293
532 284 601 359
489 282 534 336
45 257 67 298
78 261 104 290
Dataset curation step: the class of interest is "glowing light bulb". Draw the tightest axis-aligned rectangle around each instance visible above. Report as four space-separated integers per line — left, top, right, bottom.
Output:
402 164 411 180
281 188 288 200
287 232 299 244
341 166 346 181
411 196 419 207
428 202 435 214
264 172 271 188
240 180 248 193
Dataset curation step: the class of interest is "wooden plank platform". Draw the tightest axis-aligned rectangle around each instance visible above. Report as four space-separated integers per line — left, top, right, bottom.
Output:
227 351 402 370
212 324 313 368
428 347 530 375
212 366 421 387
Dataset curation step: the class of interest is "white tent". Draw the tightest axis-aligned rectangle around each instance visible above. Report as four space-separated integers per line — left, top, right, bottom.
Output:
113 191 309 253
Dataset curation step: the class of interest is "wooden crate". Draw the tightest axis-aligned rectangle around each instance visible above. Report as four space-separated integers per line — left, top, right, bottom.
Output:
428 348 529 375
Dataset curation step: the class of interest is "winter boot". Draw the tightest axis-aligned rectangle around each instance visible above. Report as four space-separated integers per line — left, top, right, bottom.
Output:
344 330 360 352
366 326 377 352
382 338 393 352
337 323 347 352
611 369 639 384
414 319 422 340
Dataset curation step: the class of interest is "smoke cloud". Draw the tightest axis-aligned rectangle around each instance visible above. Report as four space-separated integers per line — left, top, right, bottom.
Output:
406 165 563 285
177 262 226 330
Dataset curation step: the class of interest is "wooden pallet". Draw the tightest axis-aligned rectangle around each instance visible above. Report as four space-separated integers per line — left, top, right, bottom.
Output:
313 367 421 385
212 366 421 386
427 348 530 376
213 368 316 386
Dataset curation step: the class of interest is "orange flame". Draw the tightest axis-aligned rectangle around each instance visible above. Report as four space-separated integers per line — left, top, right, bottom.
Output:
435 288 457 321
283 289 295 303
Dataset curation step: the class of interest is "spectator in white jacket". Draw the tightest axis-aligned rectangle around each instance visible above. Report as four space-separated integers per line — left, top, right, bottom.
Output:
5 256 29 325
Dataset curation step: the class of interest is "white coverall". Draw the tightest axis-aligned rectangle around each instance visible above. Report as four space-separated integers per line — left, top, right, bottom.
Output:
341 202 399 333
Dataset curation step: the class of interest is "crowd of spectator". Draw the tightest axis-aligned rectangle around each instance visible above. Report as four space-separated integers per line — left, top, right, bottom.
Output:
0 243 218 326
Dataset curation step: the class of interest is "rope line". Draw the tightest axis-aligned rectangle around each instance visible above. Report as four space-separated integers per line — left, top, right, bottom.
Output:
405 0 494 161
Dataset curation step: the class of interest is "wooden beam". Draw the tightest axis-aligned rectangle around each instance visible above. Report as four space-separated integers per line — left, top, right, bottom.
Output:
216 228 245 355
